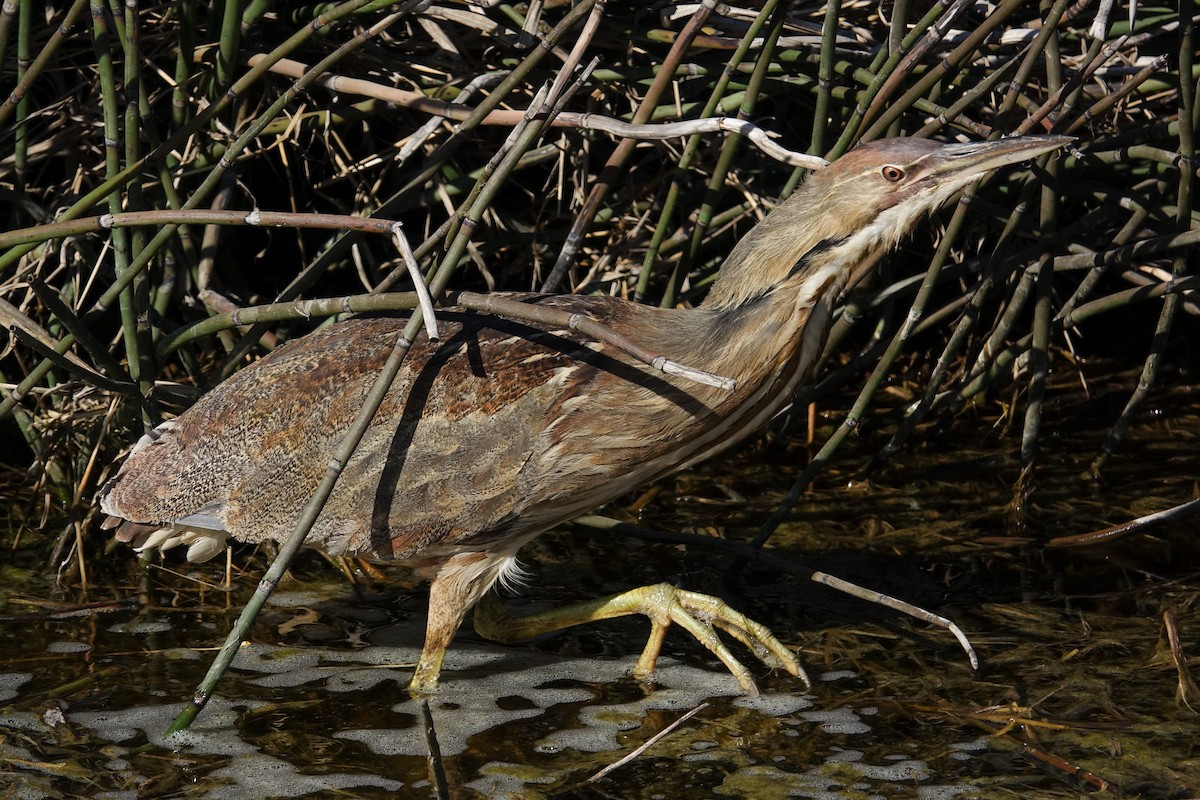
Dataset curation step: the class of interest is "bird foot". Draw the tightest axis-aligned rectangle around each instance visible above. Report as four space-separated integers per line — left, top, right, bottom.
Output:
474 583 808 694
407 654 443 695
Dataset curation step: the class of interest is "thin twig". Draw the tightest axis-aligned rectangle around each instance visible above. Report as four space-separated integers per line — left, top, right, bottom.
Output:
245 50 829 169
394 224 439 342
1046 497 1200 547
1164 611 1200 709
454 291 736 390
420 700 451 800
586 702 710 784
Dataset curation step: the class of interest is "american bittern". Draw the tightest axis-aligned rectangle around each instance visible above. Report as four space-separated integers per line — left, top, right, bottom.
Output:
100 135 1069 693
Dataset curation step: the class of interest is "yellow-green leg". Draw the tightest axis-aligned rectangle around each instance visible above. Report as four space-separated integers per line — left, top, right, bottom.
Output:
472 583 808 693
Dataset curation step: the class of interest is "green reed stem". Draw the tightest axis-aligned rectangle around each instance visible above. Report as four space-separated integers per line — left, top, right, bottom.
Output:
165 1 599 733
539 0 705 293
216 0 243 87
1090 3 1195 476
664 0 788 308
91 0 146 425
1018 15 1064 473
0 0 90 130
639 0 780 305
11 0 31 198
166 238 419 735
0 0 14 69
809 0 840 153
860 0 1024 141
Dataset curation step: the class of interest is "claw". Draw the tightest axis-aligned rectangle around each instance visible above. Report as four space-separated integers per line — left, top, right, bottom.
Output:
474 583 809 692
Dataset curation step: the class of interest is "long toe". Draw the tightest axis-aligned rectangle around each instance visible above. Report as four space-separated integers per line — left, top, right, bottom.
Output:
620 583 807 692
676 588 809 688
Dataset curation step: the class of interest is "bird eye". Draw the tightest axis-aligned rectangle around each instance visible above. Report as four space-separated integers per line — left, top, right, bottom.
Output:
881 165 905 182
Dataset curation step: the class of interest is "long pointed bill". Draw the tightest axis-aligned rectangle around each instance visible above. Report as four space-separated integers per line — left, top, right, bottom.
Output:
925 135 1074 183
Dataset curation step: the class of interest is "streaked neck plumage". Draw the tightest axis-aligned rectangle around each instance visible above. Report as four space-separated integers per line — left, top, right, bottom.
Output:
644 135 1070 398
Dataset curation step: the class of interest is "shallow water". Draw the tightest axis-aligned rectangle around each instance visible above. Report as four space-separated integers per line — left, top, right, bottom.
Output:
2 374 1198 798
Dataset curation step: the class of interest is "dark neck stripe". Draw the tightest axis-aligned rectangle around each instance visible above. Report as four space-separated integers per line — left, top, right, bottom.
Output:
784 234 850 281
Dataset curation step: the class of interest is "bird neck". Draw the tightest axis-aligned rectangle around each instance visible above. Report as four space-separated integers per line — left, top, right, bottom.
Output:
695 274 844 389
678 171 923 390
679 232 863 385
700 181 850 311
634 271 842 404
698 167 913 313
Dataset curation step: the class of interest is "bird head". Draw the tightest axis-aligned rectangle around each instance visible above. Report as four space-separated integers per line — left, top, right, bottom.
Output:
702 135 1073 310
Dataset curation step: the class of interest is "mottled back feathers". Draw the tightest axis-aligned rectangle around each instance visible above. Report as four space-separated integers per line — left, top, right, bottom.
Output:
101 292 816 567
